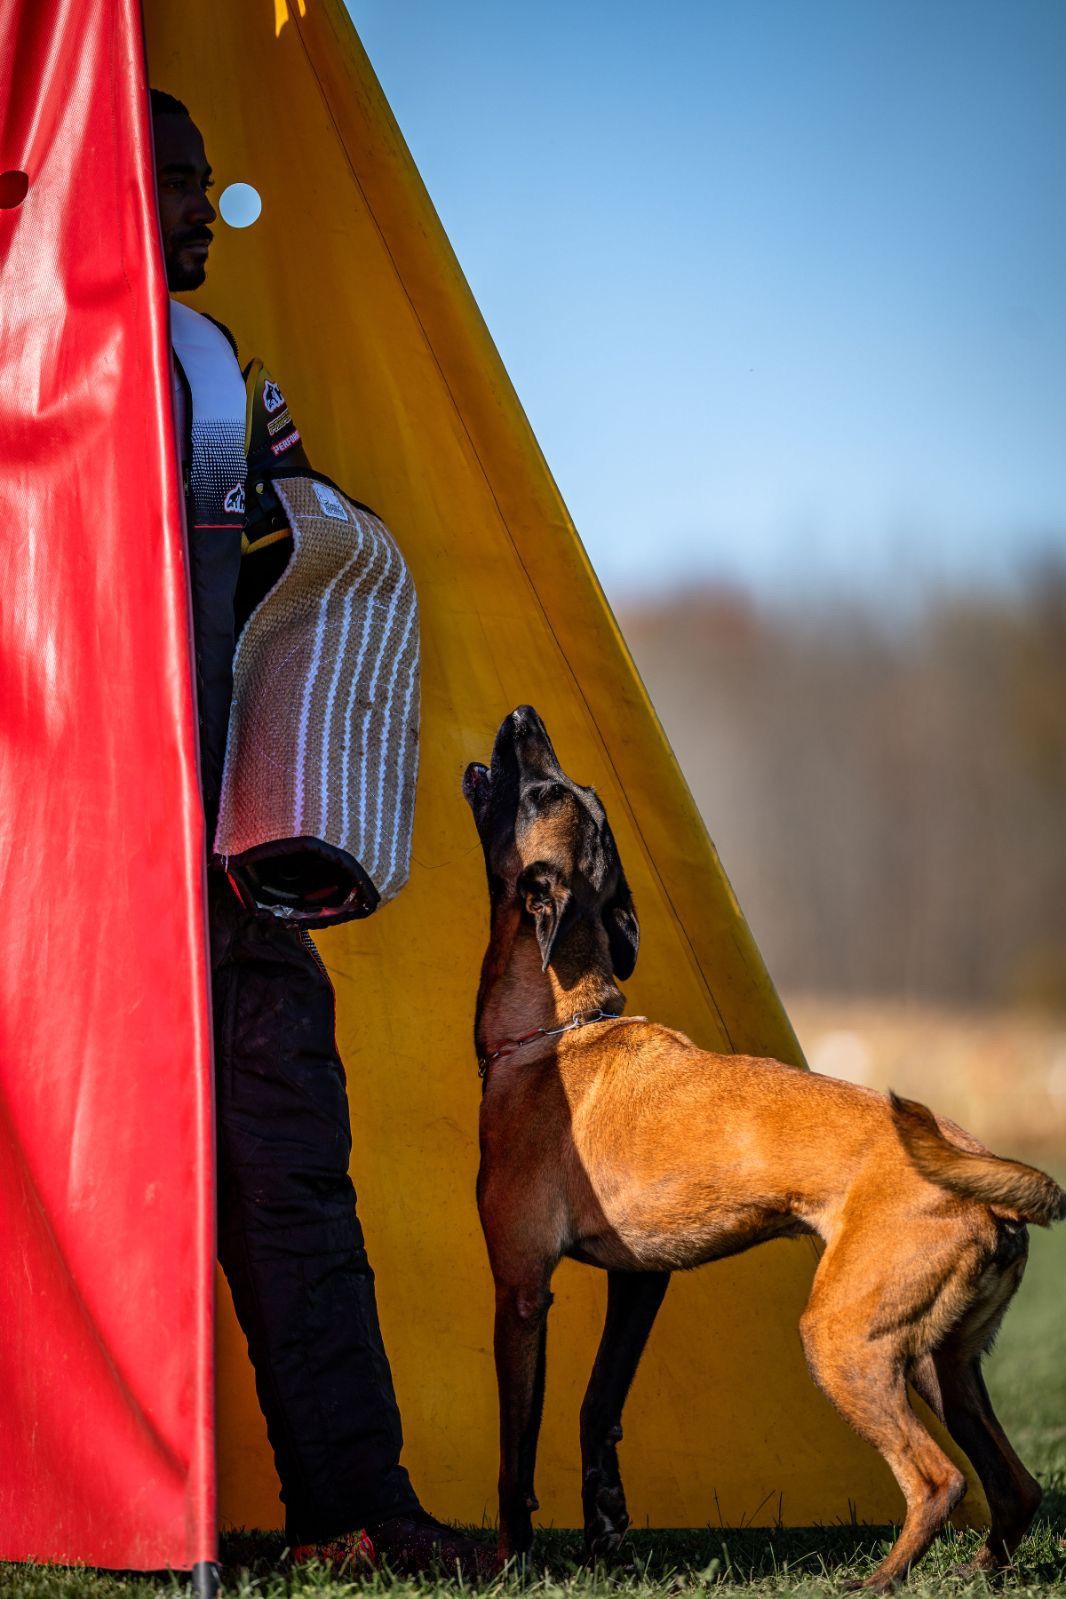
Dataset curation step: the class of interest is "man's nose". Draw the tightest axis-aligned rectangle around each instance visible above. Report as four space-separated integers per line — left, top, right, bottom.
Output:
188 189 216 225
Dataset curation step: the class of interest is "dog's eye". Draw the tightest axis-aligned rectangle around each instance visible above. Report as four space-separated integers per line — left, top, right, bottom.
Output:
525 782 569 808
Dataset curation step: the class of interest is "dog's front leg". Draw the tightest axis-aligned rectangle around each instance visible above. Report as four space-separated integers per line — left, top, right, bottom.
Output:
494 1274 554 1564
580 1269 670 1559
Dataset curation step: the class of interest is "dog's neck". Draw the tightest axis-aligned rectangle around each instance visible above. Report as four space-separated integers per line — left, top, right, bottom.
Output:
474 900 624 1058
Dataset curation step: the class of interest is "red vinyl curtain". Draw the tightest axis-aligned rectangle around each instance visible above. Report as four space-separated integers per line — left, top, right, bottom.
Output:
0 0 215 1570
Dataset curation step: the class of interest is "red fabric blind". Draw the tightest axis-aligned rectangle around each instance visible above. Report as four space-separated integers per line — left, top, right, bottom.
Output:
0 0 215 1569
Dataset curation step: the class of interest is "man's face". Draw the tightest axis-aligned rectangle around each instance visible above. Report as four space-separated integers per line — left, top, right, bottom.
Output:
153 112 216 292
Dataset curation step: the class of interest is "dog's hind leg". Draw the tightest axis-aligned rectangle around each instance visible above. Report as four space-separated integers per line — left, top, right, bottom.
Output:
907 1354 944 1421
800 1248 967 1592
580 1270 670 1559
929 1231 1041 1574
494 1269 554 1562
934 1351 1042 1574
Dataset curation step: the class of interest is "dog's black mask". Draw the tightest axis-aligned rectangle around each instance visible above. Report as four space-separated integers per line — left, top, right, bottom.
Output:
462 706 639 979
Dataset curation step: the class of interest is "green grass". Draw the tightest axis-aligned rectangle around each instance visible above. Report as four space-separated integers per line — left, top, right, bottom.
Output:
2 1222 1062 1598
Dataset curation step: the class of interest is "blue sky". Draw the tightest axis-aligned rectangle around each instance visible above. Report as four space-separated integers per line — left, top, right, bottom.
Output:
348 1 1066 604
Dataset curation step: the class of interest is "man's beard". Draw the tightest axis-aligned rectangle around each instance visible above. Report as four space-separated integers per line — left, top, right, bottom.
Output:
168 258 208 290
166 229 212 291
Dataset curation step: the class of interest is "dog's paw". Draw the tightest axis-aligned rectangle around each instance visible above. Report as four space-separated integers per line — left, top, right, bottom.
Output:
946 1555 1011 1582
583 1481 630 1562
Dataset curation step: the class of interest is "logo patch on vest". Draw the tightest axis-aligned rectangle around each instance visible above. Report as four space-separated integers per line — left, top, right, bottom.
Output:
312 482 350 522
267 407 293 436
270 429 302 457
263 379 285 414
224 483 246 515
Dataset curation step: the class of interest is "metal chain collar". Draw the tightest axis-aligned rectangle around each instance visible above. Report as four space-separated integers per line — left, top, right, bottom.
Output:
478 1008 647 1078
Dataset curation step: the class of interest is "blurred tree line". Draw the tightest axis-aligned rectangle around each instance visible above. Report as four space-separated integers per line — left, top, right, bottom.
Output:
621 563 1066 1010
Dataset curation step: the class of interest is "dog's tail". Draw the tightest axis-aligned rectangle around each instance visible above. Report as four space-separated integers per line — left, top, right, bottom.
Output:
889 1091 1066 1227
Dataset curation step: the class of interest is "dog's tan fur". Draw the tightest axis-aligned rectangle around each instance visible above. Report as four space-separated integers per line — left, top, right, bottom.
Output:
464 708 1062 1588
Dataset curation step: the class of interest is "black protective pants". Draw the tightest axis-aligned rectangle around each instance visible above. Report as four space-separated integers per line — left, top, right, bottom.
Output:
210 874 420 1542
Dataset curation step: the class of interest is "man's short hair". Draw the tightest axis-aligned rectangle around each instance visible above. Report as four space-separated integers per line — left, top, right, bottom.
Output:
150 88 190 119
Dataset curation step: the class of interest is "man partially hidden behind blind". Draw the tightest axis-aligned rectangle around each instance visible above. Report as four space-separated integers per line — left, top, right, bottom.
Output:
152 88 485 1576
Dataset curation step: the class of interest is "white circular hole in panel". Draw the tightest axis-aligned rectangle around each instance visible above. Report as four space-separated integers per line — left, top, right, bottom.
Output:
219 182 262 229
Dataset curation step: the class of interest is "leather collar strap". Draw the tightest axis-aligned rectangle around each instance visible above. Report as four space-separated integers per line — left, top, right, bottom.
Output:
478 1008 646 1078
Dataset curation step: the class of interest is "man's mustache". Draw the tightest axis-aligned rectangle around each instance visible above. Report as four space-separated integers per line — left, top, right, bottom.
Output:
173 227 214 249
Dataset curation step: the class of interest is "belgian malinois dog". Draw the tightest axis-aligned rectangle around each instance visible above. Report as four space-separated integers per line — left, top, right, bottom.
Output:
462 705 1063 1589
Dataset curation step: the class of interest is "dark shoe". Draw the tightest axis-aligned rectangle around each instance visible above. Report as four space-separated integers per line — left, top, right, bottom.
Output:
290 1527 376 1572
366 1511 493 1579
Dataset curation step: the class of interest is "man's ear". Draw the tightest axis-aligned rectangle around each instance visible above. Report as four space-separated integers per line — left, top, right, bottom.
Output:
517 862 571 972
601 864 639 980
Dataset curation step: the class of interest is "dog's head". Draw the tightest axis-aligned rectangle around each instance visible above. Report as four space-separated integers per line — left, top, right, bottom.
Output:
462 706 639 979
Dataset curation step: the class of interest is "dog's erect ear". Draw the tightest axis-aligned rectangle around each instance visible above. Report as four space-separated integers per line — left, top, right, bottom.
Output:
518 862 571 972
601 864 640 980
